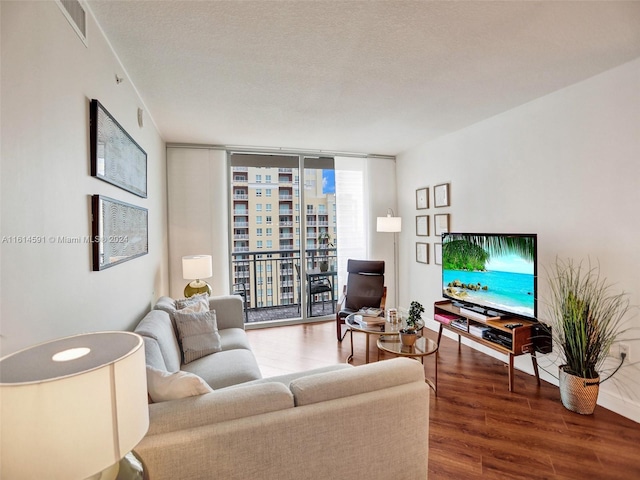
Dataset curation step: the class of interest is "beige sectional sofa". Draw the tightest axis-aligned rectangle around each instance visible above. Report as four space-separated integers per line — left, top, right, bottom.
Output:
133 295 430 480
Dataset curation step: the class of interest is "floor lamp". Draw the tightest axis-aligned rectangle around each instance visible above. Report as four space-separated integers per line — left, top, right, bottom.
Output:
376 209 402 308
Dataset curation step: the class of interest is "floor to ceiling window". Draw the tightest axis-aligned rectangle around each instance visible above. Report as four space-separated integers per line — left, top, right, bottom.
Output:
229 153 336 324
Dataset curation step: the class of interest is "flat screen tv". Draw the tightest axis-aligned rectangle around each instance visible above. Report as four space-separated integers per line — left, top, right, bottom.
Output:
441 233 537 320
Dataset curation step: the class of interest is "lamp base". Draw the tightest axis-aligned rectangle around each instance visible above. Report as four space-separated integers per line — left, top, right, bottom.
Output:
184 279 212 298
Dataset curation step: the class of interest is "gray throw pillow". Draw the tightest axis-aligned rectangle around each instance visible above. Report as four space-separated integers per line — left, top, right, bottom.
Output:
175 292 209 310
174 309 222 364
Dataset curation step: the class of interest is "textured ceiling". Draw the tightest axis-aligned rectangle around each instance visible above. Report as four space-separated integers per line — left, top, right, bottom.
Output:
87 1 640 156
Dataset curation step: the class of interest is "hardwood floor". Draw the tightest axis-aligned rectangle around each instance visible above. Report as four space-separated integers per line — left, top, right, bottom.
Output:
247 321 640 479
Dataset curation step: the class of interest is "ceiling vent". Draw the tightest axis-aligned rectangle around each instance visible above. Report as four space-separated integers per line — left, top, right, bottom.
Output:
56 0 87 46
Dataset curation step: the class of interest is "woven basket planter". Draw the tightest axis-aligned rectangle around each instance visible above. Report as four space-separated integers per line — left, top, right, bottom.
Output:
559 366 600 415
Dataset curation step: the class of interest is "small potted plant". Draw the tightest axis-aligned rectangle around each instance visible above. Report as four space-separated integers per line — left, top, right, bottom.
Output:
399 301 425 346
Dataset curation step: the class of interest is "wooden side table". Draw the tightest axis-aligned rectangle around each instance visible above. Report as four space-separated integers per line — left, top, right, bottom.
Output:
377 336 438 393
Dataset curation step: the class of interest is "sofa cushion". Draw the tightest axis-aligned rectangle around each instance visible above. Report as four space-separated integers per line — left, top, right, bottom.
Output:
219 327 252 351
141 337 167 371
175 292 209 311
182 348 262 389
174 309 222 364
134 310 182 373
227 363 353 390
146 382 294 436
147 366 213 403
290 357 424 406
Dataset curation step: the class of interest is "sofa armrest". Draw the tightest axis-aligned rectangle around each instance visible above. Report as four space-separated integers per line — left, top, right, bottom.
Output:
209 295 245 330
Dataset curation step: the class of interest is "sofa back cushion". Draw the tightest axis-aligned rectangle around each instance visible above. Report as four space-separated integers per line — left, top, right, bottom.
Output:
289 357 424 406
134 310 182 373
146 382 294 436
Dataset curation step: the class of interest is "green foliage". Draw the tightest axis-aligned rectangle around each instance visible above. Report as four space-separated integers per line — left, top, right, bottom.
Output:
442 240 489 271
442 234 536 271
546 258 632 381
406 301 425 330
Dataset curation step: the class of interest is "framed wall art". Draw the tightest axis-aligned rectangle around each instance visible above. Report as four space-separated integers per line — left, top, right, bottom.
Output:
91 195 148 271
416 242 429 264
434 182 450 208
434 243 443 265
416 215 429 236
90 99 148 198
416 187 429 209
434 213 450 236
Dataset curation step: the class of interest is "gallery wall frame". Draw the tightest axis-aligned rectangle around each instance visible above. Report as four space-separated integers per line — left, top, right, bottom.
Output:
91 195 148 271
416 242 429 264
416 215 429 236
434 243 443 265
434 213 450 236
90 99 148 198
416 187 429 209
434 182 450 208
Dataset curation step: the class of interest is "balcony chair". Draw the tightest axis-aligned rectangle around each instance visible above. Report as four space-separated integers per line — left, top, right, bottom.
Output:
232 282 249 323
336 259 386 341
295 264 334 317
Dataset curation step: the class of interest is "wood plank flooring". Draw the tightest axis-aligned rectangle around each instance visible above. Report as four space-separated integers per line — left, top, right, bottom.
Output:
247 321 640 479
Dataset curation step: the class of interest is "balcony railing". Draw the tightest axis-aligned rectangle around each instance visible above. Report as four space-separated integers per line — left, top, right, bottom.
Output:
231 247 337 323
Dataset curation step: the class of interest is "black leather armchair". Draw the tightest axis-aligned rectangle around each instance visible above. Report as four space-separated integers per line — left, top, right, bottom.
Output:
336 259 386 341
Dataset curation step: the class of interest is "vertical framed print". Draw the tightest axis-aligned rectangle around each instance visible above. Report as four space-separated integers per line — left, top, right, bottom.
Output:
416 215 429 236
434 213 450 236
416 242 429 264
434 243 443 265
434 183 450 208
416 187 429 210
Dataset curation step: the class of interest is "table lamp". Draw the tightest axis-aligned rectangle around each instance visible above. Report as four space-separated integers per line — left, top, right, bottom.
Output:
182 254 213 297
377 209 402 309
0 331 149 480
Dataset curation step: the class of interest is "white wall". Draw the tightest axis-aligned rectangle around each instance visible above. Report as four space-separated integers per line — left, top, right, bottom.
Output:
0 2 168 355
166 149 398 308
397 57 640 422
166 147 230 299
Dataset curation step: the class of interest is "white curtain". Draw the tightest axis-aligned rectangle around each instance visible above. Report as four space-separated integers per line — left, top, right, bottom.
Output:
335 156 369 291
334 156 399 307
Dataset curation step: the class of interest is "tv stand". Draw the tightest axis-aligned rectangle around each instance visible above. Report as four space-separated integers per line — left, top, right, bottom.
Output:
434 300 542 392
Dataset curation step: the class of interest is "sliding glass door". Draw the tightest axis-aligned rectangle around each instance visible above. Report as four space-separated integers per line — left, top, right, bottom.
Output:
229 153 336 324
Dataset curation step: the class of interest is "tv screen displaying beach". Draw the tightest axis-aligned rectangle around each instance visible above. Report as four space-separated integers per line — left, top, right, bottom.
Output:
442 234 536 319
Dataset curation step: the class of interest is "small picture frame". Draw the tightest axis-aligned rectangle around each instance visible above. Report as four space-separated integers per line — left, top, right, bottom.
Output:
416 242 429 264
434 183 450 208
434 214 450 236
416 187 429 209
416 215 429 236
434 243 443 265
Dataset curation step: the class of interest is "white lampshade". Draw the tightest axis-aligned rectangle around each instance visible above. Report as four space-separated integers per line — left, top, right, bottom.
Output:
377 215 402 233
182 254 213 280
0 331 149 480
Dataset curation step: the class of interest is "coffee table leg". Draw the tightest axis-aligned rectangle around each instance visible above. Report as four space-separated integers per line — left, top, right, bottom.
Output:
365 334 370 363
347 329 354 363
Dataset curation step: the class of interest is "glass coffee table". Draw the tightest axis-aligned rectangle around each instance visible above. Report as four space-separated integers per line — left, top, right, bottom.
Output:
376 335 438 393
344 314 402 363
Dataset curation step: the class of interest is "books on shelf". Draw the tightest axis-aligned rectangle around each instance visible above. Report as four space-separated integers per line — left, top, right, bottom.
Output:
357 307 383 317
450 318 468 331
434 313 459 325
